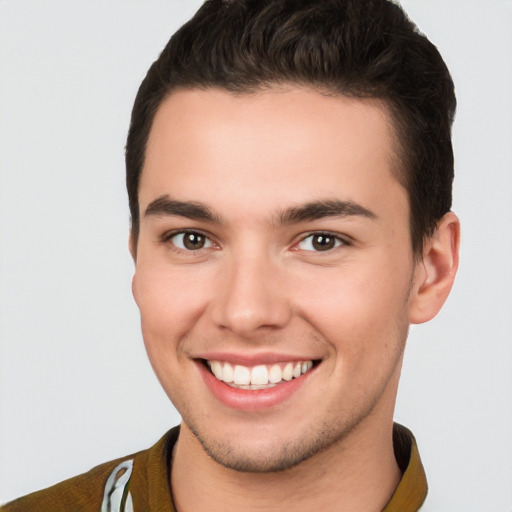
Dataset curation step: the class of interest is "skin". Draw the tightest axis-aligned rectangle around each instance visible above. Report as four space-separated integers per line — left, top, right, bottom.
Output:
131 86 459 512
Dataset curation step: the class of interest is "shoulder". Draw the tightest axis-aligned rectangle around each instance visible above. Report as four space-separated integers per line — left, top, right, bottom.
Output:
1 454 136 512
1 428 179 512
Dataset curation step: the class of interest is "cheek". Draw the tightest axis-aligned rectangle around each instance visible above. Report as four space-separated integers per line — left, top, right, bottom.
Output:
292 259 412 354
133 262 212 345
132 263 214 394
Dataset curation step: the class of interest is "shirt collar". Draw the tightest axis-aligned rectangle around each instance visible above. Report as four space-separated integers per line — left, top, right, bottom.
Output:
382 423 428 512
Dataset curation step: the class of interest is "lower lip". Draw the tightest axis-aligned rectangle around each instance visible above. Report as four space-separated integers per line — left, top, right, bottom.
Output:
197 361 316 412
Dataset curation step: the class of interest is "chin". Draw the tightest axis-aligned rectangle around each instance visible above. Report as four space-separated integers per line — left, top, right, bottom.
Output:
186 416 357 474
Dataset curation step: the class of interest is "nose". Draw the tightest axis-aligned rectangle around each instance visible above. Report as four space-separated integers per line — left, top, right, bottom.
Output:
210 251 292 337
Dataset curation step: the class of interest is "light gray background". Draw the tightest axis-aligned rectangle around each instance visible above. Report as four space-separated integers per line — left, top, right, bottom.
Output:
1 1 511 510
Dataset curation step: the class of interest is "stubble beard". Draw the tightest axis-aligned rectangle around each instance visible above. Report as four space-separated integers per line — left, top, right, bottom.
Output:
187 414 364 473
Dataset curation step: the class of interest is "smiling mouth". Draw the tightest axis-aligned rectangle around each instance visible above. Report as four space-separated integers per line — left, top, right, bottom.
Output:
204 359 317 390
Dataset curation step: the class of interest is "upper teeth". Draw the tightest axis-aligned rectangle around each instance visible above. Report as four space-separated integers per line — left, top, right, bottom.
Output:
207 360 313 388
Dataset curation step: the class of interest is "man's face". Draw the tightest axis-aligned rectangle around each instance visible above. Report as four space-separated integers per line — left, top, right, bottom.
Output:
133 87 421 472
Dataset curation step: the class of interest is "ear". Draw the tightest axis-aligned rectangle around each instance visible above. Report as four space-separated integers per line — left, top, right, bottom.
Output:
128 230 141 307
128 230 137 262
409 212 460 324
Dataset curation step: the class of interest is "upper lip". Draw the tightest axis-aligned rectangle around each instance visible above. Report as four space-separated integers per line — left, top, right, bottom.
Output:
192 351 322 366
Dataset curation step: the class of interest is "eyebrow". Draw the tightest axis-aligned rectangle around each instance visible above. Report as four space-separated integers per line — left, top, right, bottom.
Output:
144 195 376 225
144 195 222 223
277 199 377 225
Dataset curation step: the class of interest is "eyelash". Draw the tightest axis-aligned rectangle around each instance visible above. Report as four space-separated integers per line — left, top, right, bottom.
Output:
161 229 350 253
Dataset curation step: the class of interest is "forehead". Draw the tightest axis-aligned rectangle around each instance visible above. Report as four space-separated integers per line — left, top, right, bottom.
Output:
140 86 406 220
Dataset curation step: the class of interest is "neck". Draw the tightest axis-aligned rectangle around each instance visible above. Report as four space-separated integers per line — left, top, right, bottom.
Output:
170 418 401 512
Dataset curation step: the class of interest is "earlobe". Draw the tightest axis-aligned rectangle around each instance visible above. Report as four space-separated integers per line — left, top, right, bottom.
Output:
409 212 460 324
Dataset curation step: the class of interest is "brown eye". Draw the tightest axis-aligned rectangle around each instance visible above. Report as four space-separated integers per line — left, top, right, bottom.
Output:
298 233 343 252
170 231 213 251
185 232 205 249
312 234 335 251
